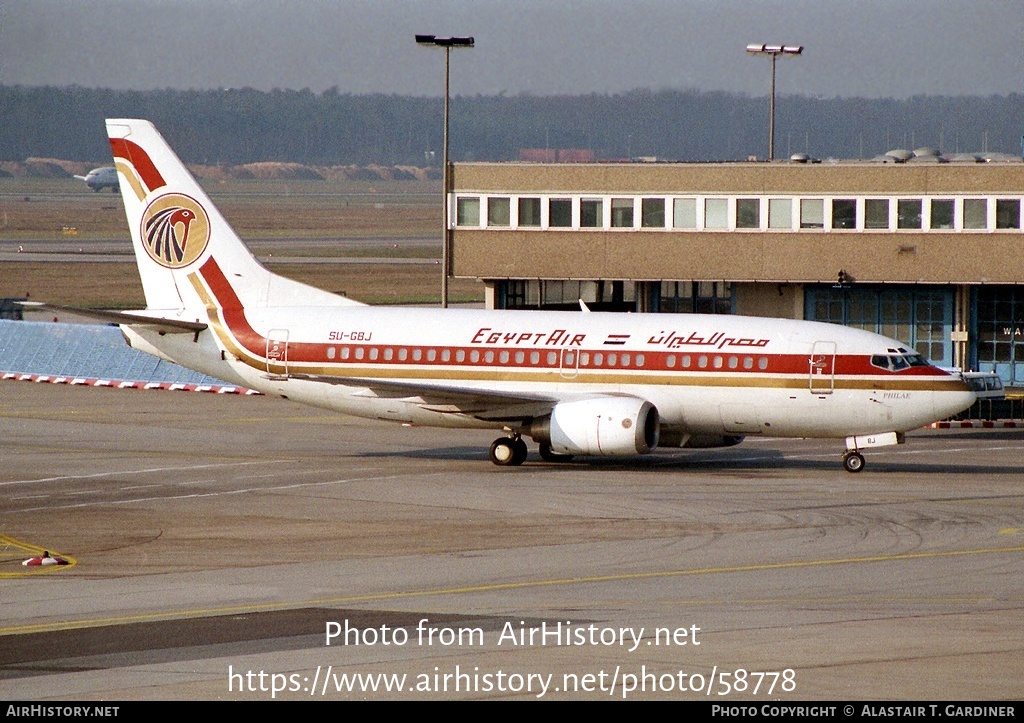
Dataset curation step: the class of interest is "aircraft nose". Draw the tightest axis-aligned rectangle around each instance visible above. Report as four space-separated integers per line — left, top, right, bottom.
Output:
933 386 976 422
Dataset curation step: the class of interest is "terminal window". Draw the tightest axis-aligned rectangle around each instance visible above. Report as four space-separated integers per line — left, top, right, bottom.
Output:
976 287 1024 386
806 286 952 366
456 197 480 226
897 199 922 229
914 291 949 363
549 198 572 227
963 199 988 229
736 198 760 229
488 197 511 227
673 198 697 229
542 280 583 305
518 197 541 227
660 281 732 315
704 198 728 229
800 199 824 228
865 199 890 230
930 199 954 229
641 198 666 228
831 199 856 229
611 198 634 228
501 280 537 308
580 199 603 228
996 199 1020 229
768 198 792 229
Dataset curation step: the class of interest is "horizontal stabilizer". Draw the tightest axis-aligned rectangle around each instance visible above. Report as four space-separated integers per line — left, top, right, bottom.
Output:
16 302 207 334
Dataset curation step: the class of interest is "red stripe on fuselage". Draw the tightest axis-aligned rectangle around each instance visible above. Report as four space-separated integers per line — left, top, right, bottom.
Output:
109 138 166 193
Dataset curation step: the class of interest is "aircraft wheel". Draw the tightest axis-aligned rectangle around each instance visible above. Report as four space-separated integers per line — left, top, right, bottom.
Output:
539 442 574 463
842 451 865 473
512 437 529 465
490 437 525 466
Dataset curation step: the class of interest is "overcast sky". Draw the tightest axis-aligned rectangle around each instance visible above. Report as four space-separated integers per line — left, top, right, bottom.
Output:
1 1 1021 98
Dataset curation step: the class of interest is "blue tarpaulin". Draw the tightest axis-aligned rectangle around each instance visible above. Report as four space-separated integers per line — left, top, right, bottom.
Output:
0 319 235 386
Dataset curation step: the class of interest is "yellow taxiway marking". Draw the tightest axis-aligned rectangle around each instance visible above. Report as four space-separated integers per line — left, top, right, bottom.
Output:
2 542 1022 635
0 533 77 578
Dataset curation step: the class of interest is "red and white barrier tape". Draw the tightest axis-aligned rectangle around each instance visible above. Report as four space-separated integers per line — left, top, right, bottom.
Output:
2 372 259 394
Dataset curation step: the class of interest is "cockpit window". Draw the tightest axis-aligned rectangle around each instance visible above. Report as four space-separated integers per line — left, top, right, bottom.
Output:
870 352 928 372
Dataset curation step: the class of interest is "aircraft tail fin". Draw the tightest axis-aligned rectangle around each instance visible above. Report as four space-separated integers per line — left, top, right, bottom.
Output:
107 119 362 312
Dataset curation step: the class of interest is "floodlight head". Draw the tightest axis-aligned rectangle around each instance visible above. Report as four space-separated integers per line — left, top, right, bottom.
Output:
747 43 803 57
437 36 474 48
416 34 474 48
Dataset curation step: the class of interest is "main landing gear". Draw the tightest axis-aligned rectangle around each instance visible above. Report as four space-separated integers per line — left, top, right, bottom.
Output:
538 442 574 463
489 435 528 466
488 435 578 466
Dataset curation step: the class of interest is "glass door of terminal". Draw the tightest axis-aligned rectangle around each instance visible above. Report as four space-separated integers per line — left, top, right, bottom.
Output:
975 287 1024 386
805 286 953 368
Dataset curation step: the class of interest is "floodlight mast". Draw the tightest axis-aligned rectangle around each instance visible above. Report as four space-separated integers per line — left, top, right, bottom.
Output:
416 34 475 308
746 44 803 160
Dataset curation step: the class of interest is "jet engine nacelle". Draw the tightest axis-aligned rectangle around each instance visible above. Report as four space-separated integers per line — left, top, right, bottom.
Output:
527 397 659 456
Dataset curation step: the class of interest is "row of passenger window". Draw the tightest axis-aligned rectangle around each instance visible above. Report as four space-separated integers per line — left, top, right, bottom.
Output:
323 344 770 372
455 195 1024 232
326 345 648 367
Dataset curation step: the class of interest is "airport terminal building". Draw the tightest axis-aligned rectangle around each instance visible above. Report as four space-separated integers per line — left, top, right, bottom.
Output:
449 156 1024 385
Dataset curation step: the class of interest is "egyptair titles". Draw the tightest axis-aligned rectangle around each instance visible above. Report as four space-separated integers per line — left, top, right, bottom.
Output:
471 328 587 346
647 330 770 350
467 327 770 350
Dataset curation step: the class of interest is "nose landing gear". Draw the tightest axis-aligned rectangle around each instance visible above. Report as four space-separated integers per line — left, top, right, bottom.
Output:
842 450 865 473
841 431 901 472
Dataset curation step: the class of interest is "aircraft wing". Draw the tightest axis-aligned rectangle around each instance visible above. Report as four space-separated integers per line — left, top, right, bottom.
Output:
16 302 207 334
289 373 559 422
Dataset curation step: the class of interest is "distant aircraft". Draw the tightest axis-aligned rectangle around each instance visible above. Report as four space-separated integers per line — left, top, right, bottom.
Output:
33 119 977 472
74 166 119 192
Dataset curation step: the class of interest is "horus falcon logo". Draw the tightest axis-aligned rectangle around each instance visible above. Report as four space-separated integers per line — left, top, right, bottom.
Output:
140 193 211 268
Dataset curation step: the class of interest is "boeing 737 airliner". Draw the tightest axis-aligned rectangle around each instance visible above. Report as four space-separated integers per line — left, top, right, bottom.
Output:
56 120 977 471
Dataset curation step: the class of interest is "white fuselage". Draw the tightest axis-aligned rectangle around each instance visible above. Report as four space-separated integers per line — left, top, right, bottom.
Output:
126 299 974 444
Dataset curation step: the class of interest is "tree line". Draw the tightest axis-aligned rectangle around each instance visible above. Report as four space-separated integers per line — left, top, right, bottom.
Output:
1 85 1021 166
